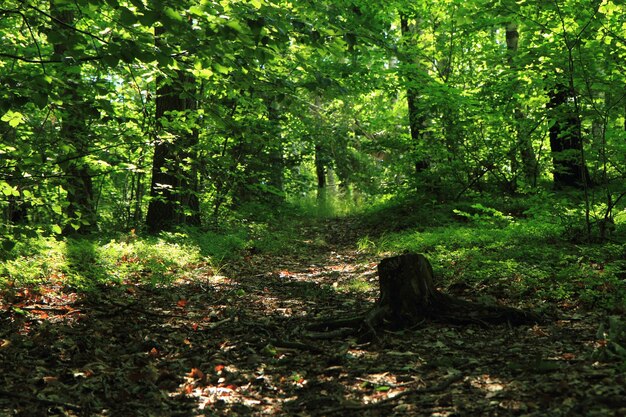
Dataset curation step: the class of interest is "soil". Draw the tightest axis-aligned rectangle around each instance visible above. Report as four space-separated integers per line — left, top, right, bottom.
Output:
0 218 624 416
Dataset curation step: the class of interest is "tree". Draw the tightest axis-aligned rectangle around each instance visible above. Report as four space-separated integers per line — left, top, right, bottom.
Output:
547 81 591 189
146 23 200 233
49 0 97 234
505 22 537 187
399 11 429 174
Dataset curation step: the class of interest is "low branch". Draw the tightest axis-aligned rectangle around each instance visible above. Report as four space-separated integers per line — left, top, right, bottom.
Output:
25 3 109 44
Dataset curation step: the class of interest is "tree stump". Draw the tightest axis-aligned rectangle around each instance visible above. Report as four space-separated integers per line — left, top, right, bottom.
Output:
360 253 542 337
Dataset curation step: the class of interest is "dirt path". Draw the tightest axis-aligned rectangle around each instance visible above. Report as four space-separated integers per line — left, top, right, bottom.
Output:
1 218 624 416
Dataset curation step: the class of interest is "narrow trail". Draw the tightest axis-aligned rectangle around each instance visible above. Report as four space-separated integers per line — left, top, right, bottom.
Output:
1 217 624 416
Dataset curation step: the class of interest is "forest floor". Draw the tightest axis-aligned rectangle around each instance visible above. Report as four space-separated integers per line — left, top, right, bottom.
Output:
1 216 625 416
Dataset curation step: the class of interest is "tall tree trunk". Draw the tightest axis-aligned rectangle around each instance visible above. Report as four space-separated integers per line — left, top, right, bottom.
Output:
50 0 96 234
146 28 200 232
312 96 328 202
547 83 591 189
506 22 537 187
400 15 428 174
180 73 201 226
146 69 180 232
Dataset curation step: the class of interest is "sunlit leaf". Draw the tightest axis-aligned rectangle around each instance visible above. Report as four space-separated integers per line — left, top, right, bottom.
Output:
164 7 183 23
1 110 24 128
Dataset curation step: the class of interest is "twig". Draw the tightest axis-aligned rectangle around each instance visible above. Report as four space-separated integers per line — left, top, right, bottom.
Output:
306 328 356 340
206 317 232 329
270 339 325 354
305 314 365 331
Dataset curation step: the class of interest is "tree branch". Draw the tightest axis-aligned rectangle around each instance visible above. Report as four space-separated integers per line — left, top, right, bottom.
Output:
0 52 101 63
25 3 109 45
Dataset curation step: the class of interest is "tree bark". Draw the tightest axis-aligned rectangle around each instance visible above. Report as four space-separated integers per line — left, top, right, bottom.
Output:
267 98 285 201
547 83 591 189
506 22 537 187
315 144 327 201
400 16 428 174
146 27 200 232
50 0 96 234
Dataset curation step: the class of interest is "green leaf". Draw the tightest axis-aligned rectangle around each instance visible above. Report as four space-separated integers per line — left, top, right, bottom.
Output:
227 20 245 33
189 5 204 16
52 224 63 234
52 205 63 215
1 110 24 128
213 63 230 74
135 48 156 63
12 307 26 315
129 0 145 10
1 183 19 197
164 7 183 23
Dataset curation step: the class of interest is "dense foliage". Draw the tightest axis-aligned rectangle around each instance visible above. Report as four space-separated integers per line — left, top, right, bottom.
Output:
1 0 624 239
1 0 625 292
2 3 626 413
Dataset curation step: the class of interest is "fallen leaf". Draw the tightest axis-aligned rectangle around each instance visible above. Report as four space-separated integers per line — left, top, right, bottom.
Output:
188 368 205 379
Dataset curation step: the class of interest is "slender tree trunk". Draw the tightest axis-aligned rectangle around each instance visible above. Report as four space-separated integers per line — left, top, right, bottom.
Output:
315 143 327 201
312 96 328 202
506 22 537 187
180 73 201 226
267 100 285 201
400 15 428 174
50 0 96 234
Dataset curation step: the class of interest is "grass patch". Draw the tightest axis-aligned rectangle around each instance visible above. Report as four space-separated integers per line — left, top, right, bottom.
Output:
360 193 626 310
0 233 207 291
335 277 375 294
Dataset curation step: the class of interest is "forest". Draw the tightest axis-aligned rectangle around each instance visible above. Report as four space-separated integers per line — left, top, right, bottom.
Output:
1 0 626 415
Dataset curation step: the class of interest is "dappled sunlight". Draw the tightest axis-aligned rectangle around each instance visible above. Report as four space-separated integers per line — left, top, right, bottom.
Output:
2 208 626 415
3 0 626 412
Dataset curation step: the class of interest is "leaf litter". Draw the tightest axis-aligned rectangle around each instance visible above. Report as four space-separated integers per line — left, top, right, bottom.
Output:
1 218 625 416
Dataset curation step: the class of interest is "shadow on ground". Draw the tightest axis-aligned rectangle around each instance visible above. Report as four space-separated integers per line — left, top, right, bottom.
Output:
1 221 625 416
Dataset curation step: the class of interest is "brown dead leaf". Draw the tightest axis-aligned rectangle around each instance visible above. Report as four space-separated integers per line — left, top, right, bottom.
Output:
188 368 205 379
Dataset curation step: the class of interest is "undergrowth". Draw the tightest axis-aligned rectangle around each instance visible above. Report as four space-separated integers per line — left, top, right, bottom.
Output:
2 191 625 312
358 192 626 311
